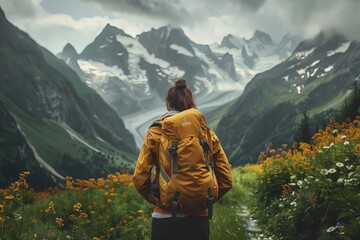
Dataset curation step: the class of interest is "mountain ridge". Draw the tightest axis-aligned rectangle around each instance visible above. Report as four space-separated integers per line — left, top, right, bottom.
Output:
217 31 360 165
0 8 137 189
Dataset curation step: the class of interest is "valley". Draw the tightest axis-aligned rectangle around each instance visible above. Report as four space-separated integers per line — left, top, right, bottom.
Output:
123 88 243 148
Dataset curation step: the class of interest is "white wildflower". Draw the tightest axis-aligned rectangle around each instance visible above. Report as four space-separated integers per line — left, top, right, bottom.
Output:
344 141 350 146
332 130 338 135
320 169 329 175
346 165 355 170
329 168 337 174
327 226 337 233
336 162 344 168
297 180 303 186
323 143 334 149
337 178 344 183
341 135 347 140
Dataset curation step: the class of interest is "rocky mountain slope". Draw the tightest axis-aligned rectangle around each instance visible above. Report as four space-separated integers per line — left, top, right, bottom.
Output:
58 25 300 149
217 32 359 165
0 8 137 189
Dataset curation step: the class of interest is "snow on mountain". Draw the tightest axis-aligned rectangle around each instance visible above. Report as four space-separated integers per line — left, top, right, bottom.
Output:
290 47 316 60
210 30 299 85
60 25 298 147
274 33 302 60
169 44 195 57
217 32 360 165
247 30 276 57
327 41 351 57
220 34 247 49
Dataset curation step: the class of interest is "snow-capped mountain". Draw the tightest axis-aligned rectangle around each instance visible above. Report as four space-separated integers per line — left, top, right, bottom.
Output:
248 30 276 57
274 33 302 60
217 32 359 165
58 25 299 147
209 30 300 85
59 24 243 117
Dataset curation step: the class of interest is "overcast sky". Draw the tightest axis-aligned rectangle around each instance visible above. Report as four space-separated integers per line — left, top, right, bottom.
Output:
1 0 359 54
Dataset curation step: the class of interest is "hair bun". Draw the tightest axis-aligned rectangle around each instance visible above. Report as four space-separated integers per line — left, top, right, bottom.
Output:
175 79 187 89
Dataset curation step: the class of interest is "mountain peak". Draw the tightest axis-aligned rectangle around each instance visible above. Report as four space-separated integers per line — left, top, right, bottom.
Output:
158 25 184 36
0 7 4 17
62 43 77 55
220 34 245 49
0 7 6 24
250 30 273 45
294 31 347 53
101 23 131 38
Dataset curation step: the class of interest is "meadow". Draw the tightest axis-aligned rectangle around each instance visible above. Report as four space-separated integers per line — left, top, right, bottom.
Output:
1 116 360 239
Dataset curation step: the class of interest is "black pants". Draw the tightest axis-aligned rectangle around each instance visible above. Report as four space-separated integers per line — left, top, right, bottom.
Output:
152 216 209 240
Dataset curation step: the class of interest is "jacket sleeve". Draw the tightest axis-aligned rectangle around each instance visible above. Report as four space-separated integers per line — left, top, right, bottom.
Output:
210 130 233 200
133 131 155 202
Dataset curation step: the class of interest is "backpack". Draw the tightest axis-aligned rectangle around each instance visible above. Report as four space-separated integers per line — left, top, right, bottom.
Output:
150 108 218 219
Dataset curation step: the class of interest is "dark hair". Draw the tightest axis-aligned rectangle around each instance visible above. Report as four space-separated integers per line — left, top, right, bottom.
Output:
166 79 196 111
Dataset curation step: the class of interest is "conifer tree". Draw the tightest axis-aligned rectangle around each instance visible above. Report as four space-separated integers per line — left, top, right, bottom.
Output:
295 111 312 143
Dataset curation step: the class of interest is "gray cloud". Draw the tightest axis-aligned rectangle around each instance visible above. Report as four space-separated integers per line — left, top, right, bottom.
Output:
237 0 266 12
80 0 193 25
79 0 266 27
0 0 37 19
76 0 360 44
258 0 360 40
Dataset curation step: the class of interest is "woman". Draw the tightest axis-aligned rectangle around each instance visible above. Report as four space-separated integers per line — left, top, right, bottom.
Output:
133 79 232 240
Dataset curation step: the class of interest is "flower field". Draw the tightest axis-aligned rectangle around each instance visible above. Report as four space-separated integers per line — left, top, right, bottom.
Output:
0 172 152 239
1 117 360 239
253 117 360 239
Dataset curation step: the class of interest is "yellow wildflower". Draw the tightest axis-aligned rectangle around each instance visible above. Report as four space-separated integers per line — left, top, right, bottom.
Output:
0 204 5 213
79 213 88 219
69 214 77 221
355 144 360 152
73 203 82 212
45 201 56 214
5 195 14 200
55 217 64 228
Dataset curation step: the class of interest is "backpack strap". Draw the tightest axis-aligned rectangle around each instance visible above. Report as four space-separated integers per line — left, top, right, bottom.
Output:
206 128 216 177
200 137 211 171
169 141 179 174
149 120 162 128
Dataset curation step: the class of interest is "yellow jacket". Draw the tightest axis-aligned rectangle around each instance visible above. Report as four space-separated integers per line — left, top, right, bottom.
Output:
133 110 232 214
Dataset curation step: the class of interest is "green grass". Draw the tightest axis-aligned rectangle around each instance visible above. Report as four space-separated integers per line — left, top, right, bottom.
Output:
0 96 134 178
210 166 260 239
207 99 237 131
0 167 259 239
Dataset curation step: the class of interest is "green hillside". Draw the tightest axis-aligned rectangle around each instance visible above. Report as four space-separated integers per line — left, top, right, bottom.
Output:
0 7 137 189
